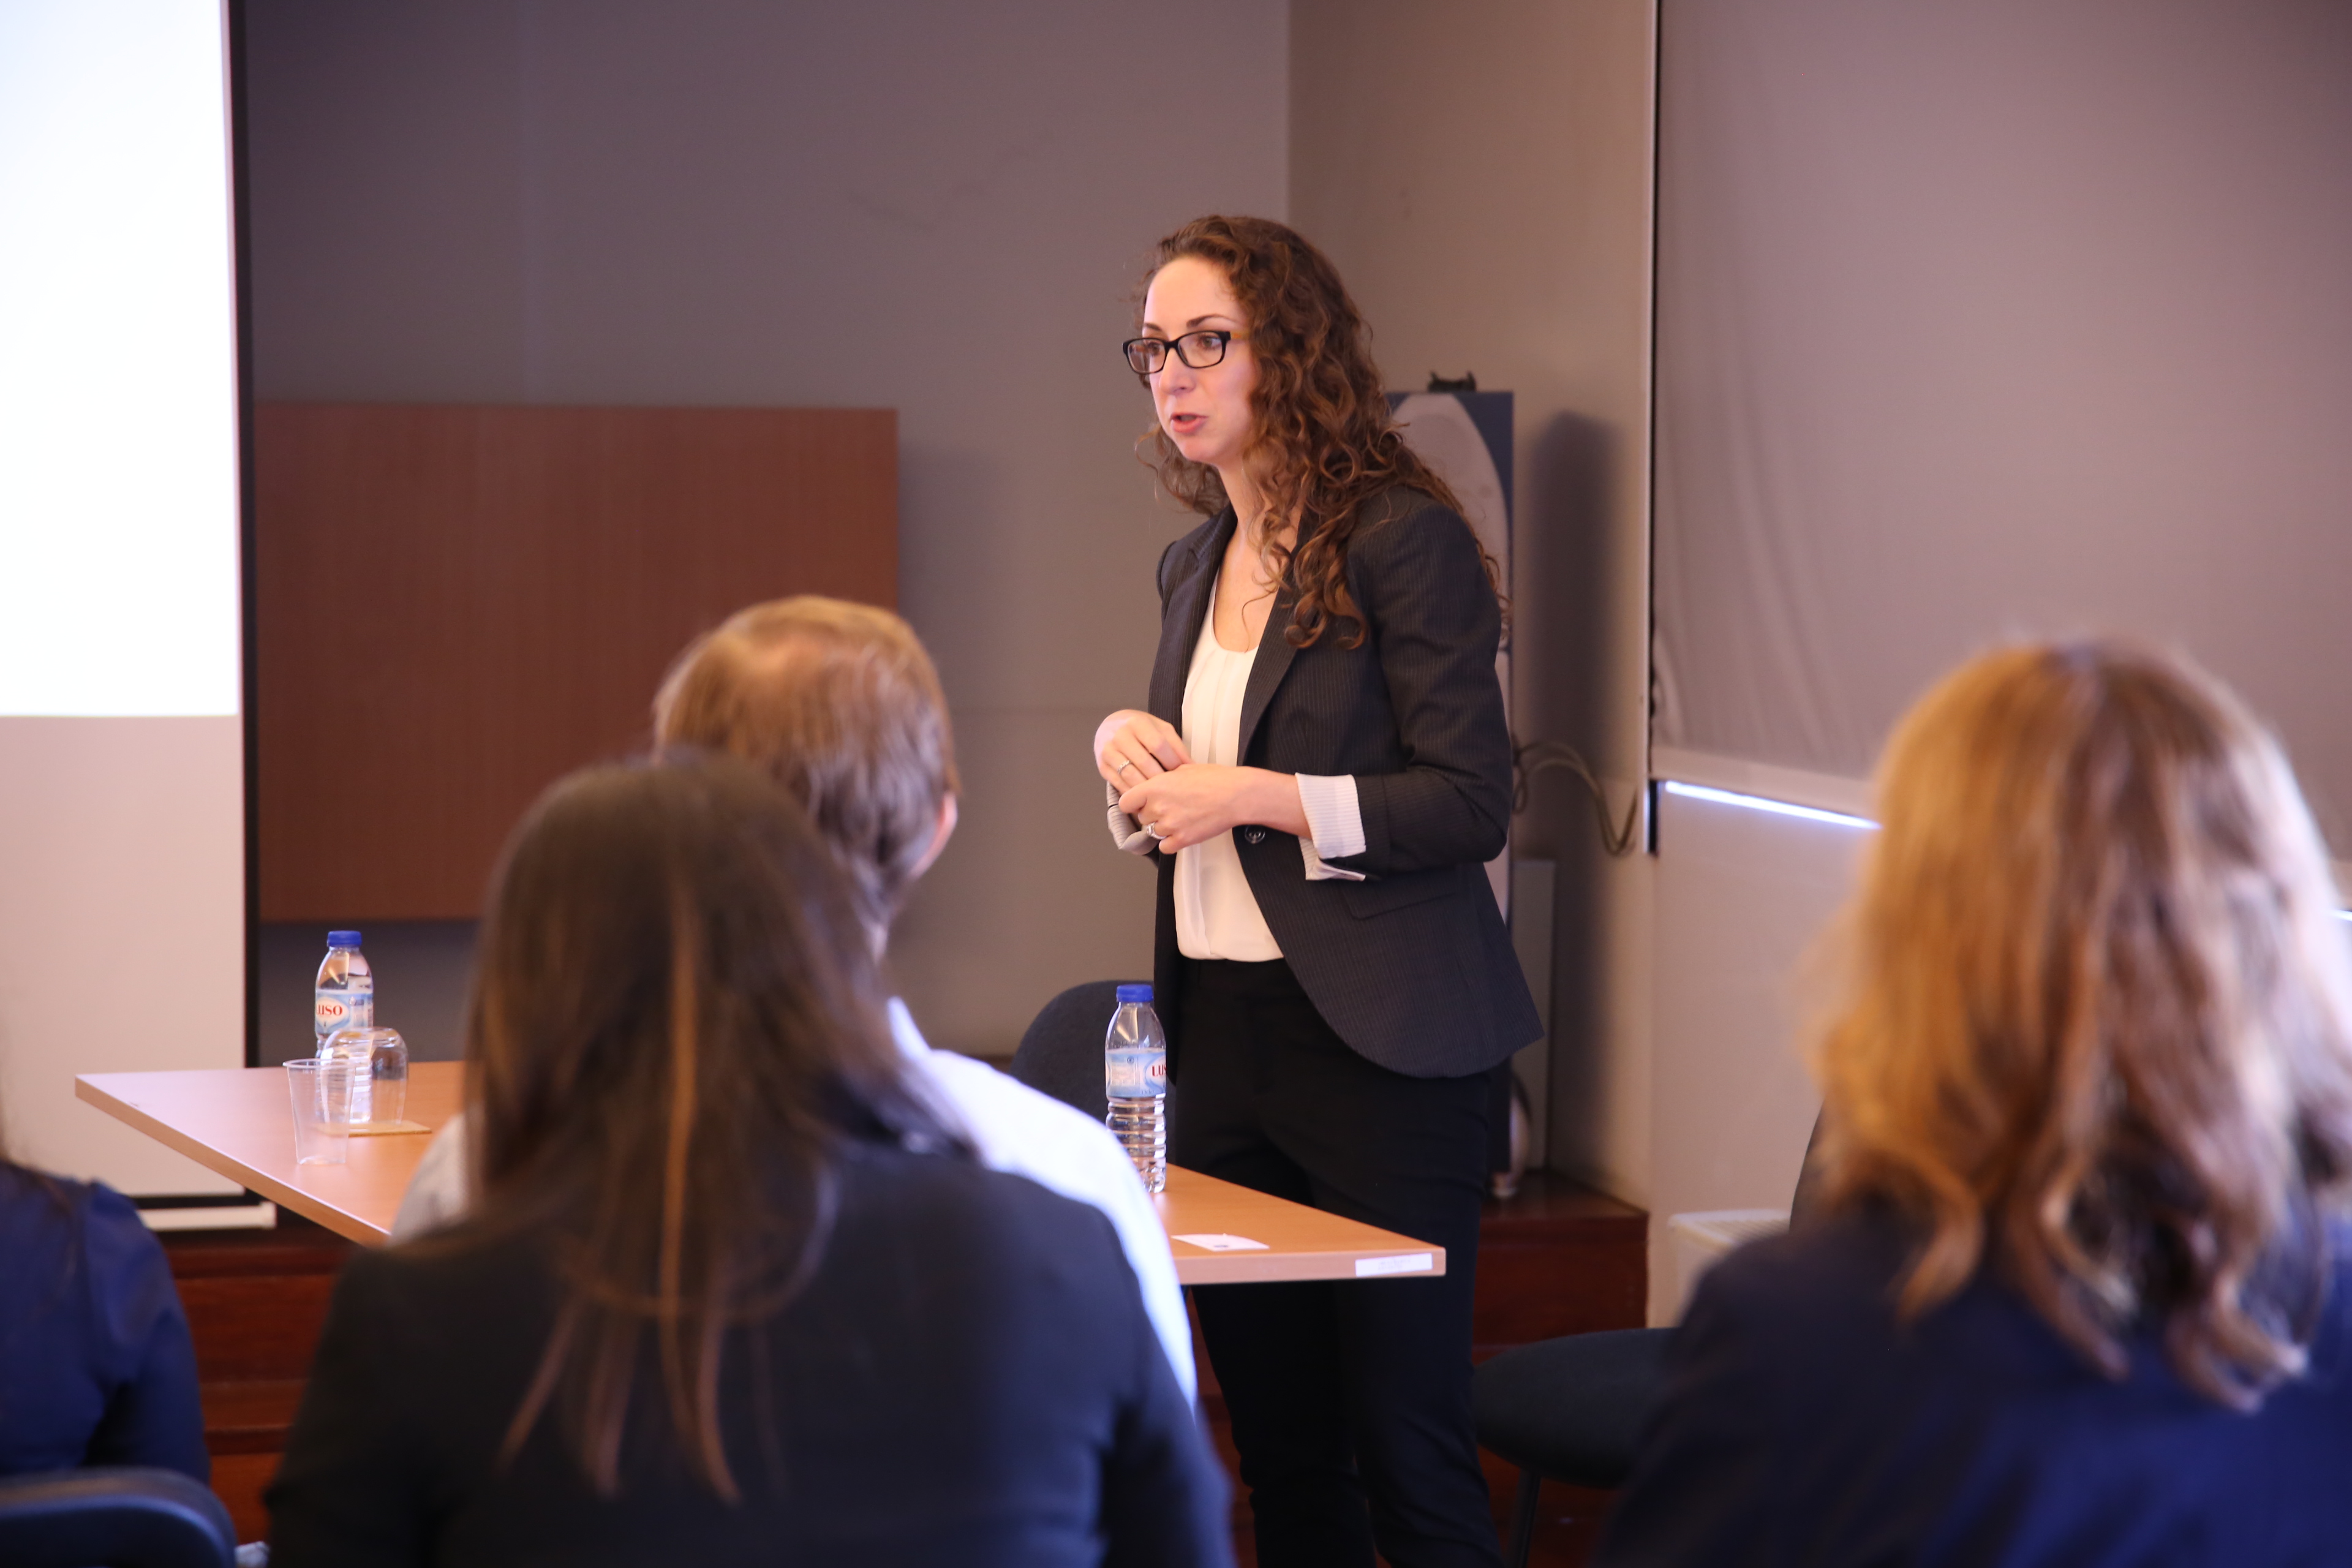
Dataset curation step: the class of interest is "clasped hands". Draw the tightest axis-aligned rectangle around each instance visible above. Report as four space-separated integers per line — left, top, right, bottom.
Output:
1095 709 1308 854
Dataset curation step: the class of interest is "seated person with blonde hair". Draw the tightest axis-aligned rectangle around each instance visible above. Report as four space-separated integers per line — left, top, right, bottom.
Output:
394 597 1193 1397
1597 641 2352 1566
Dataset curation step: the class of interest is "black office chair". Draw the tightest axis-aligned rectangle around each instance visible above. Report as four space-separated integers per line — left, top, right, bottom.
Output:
1474 1116 1824 1567
1010 979 1147 1122
0 1467 236 1568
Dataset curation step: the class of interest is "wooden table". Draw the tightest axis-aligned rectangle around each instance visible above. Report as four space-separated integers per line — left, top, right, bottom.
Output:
77 1063 1442 1285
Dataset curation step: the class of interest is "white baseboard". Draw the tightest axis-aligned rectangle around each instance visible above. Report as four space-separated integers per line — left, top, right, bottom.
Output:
138 1201 278 1232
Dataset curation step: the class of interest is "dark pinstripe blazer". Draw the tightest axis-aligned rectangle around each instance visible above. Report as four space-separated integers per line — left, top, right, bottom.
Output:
1145 486 1540 1080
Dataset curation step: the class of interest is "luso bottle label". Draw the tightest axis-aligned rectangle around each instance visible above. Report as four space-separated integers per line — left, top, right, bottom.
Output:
315 993 374 1033
1106 1048 1166 1099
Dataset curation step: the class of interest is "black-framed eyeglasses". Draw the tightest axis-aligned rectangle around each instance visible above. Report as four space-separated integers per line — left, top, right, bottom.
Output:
1123 330 1240 376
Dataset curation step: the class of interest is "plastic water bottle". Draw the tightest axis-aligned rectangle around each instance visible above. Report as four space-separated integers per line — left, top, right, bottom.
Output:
314 932 375 1125
1105 983 1167 1193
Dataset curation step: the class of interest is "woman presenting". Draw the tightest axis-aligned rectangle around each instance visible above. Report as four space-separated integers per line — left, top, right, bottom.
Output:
1096 214 1539 1568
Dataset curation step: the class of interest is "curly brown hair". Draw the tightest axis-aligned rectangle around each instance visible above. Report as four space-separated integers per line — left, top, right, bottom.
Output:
1136 215 1502 649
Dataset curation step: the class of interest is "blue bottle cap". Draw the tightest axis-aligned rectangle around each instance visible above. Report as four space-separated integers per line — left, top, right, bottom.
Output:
1115 983 1153 1005
327 930 363 949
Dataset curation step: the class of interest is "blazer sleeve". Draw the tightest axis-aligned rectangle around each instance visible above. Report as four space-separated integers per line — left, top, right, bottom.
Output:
1102 534 1203 863
268 1253 430 1568
80 1185 209 1482
1096 1222 1235 1568
1316 499 1515 877
1592 1268 1787 1567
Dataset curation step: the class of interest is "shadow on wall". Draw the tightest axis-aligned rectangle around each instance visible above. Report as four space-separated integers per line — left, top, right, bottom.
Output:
256 921 478 1066
1517 411 1621 753
1505 410 1628 1175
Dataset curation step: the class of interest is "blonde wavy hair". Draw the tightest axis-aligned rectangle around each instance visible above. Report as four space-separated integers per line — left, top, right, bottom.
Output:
652 597 956 929
1813 640 2352 1408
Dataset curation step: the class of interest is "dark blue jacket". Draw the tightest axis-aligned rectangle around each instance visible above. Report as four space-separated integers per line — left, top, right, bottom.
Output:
1599 1207 2352 1567
266 1140 1231 1567
0 1163 208 1480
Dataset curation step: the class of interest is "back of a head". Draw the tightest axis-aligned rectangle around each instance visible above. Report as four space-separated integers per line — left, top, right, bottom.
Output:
462 751 951 1497
651 597 955 928
1815 639 2352 1408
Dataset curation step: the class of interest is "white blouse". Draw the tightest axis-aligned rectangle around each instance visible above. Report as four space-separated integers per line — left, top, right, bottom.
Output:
1173 580 1369 962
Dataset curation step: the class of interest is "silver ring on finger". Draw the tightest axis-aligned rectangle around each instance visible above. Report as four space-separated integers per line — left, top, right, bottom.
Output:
1117 760 1135 776
1145 822 1168 840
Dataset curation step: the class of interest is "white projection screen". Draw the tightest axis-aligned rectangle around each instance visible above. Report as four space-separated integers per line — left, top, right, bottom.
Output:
0 0 247 1196
1651 1 2352 848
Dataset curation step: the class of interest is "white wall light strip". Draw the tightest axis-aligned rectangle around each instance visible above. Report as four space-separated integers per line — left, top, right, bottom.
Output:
1660 780 1879 832
1663 781 2352 924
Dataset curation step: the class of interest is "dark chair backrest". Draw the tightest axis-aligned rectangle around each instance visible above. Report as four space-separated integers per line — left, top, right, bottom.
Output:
0 1467 235 1568
1789 1110 1826 1226
1010 980 1145 1123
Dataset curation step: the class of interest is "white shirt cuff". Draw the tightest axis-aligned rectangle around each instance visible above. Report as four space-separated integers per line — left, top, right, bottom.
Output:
1295 773 1366 860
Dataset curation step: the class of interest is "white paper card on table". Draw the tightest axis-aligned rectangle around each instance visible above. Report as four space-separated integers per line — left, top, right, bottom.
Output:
1173 1233 1268 1252
1355 1253 1435 1277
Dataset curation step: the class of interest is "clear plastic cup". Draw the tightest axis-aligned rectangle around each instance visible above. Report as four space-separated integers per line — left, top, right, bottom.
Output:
287 1058 353 1166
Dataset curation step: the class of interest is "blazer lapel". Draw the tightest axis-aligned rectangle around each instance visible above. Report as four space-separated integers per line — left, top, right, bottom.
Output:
1237 590 1300 762
1148 510 1232 724
1239 505 1351 760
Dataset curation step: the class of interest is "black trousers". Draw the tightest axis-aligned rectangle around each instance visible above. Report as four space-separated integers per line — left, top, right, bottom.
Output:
1170 957 1501 1568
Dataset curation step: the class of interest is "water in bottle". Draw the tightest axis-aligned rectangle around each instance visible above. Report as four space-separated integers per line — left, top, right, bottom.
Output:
1104 982 1167 1193
314 932 375 1125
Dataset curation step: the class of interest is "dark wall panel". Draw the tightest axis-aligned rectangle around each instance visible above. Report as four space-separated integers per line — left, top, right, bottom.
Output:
256 402 895 919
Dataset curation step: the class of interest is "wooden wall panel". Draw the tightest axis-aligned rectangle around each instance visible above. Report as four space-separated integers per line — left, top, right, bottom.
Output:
257 404 895 920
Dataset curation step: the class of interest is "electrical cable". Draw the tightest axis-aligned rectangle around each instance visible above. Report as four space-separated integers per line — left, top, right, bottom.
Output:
1513 739 1642 858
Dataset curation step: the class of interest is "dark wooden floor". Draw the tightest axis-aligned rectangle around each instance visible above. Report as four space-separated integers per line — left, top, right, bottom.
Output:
1202 1379 1623 1567
164 1170 1648 1558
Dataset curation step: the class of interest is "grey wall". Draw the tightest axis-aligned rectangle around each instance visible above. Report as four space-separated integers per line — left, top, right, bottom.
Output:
244 0 1289 1057
1630 0 2352 1321
232 5 1901 1306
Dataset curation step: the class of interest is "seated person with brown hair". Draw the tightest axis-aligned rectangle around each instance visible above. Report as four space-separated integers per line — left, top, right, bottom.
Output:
1599 641 2352 1567
0 1138 207 1480
267 755 1229 1566
392 597 1193 1397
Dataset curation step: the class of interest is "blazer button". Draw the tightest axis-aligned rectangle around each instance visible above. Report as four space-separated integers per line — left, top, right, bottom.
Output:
1243 827 1267 845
